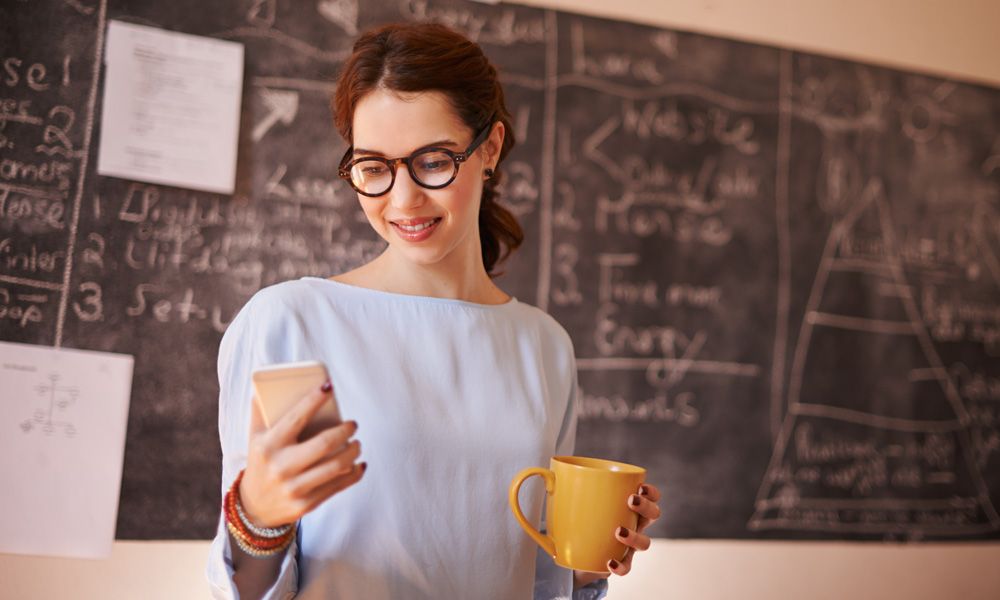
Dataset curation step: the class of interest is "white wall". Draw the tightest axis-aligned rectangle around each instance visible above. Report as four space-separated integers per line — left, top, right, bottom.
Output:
3 1 999 598
519 0 1000 87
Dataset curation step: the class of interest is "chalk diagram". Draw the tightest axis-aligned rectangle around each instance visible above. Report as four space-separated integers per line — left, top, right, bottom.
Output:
19 373 79 438
211 0 354 65
750 67 1000 536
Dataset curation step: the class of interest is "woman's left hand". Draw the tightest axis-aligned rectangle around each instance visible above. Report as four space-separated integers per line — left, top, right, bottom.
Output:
572 483 663 588
607 483 662 576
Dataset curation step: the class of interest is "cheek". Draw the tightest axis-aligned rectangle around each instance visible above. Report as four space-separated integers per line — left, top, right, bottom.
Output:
358 199 386 229
445 174 483 217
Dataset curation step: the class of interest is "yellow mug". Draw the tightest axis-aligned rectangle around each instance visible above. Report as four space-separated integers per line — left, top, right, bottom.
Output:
509 456 646 573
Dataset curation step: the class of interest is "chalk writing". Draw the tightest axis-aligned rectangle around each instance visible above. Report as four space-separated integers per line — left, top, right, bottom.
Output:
579 387 699 425
0 238 65 275
0 189 67 228
402 0 545 46
2 56 66 91
570 21 663 85
71 281 102 322
0 286 46 327
621 100 759 154
921 284 1000 354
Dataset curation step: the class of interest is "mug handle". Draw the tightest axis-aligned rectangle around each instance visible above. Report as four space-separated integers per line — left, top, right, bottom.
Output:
508 467 557 558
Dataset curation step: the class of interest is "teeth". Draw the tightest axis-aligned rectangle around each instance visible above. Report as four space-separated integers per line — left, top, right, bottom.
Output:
397 220 437 232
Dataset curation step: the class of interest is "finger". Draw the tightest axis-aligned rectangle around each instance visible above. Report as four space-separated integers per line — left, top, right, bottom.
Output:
627 493 662 532
269 381 335 446
298 461 367 515
637 483 662 503
250 394 267 436
607 548 633 577
635 483 662 532
287 438 362 497
280 420 358 476
615 526 651 552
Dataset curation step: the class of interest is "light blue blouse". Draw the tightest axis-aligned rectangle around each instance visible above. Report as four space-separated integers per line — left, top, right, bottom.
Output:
205 277 609 599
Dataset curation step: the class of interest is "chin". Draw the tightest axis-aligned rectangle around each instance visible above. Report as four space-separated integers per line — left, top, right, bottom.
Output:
396 246 453 267
377 230 441 262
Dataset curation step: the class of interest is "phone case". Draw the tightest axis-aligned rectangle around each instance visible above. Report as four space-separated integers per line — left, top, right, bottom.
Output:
252 360 342 441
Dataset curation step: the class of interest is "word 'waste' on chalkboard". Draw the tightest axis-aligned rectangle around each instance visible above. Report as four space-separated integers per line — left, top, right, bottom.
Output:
1 0 998 541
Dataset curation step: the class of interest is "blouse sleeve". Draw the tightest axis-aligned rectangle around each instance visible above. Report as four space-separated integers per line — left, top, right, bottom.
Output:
533 356 610 600
205 291 301 599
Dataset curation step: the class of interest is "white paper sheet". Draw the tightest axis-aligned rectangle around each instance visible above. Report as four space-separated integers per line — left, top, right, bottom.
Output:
97 20 245 194
0 341 134 559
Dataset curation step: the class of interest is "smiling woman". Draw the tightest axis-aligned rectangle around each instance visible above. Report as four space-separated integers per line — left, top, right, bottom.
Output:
205 21 660 600
330 22 523 295
332 88 507 291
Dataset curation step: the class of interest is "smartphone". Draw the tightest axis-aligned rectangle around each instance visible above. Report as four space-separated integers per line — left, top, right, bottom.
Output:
252 360 342 442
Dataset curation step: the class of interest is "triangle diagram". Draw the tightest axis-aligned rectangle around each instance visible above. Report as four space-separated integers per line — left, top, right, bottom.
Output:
750 180 1000 537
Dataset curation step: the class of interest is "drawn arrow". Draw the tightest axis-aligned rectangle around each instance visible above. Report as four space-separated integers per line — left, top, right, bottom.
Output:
317 0 358 35
253 89 299 142
583 115 624 182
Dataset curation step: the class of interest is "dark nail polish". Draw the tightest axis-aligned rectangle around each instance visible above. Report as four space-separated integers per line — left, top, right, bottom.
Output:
638 485 648 496
608 559 619 570
321 380 332 393
630 495 641 506
617 526 628 538
359 462 367 473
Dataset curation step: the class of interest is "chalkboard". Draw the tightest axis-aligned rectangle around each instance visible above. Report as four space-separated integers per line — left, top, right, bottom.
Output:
2 0 998 541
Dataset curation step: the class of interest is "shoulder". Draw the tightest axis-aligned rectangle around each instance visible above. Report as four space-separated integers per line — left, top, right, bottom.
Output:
509 301 575 360
221 279 330 346
515 301 571 340
242 278 327 313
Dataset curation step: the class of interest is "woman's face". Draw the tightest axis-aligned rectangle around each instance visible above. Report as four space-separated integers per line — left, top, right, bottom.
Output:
349 89 501 272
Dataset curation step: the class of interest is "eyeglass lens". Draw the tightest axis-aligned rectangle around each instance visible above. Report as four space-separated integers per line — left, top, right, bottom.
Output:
349 149 456 196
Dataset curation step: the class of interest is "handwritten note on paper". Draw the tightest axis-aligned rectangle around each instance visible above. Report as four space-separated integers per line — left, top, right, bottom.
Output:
96 20 245 194
0 341 134 559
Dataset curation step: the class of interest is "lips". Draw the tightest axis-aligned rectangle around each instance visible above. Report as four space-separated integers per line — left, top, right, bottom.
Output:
390 217 442 242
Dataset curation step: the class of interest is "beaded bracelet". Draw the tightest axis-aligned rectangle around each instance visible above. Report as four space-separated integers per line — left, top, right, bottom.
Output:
231 470 293 538
223 469 296 557
225 480 294 556
226 518 294 557
225 491 291 550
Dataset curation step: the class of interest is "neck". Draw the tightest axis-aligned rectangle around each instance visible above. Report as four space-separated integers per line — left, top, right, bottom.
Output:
370 242 506 305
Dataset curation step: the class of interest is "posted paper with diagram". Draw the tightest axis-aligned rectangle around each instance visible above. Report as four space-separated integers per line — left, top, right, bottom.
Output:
0 341 134 559
96 20 245 194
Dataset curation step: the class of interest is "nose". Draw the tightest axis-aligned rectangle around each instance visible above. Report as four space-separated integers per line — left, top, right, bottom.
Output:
387 163 426 210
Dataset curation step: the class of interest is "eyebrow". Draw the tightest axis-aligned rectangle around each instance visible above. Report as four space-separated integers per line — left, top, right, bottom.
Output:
353 139 461 156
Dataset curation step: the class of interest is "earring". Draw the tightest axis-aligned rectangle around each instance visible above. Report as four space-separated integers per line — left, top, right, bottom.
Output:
484 168 495 179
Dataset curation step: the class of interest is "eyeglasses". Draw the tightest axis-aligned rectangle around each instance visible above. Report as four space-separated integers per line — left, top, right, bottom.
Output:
338 119 493 197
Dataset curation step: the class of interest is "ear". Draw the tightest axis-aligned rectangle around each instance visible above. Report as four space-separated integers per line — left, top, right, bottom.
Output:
483 120 505 170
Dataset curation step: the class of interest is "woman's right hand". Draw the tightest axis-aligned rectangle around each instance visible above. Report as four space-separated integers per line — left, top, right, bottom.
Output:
238 381 365 528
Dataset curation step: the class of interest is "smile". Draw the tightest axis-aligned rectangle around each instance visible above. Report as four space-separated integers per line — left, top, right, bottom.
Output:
390 217 442 241
397 220 437 232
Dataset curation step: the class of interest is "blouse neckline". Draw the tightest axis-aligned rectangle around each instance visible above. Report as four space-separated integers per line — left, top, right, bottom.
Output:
302 277 519 310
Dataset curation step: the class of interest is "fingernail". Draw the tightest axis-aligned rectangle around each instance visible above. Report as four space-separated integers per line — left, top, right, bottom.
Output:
617 526 628 538
638 485 648 496
321 380 332 393
359 461 367 473
630 495 641 506
608 559 619 570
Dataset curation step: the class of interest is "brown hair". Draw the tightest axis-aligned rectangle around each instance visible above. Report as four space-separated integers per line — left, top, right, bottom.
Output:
332 22 523 277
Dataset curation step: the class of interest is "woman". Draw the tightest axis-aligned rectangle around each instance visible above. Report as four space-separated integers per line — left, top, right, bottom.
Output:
206 22 662 600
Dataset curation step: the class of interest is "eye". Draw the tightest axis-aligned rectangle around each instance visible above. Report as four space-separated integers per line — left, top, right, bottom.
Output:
422 160 449 171
359 163 388 176
416 152 452 172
